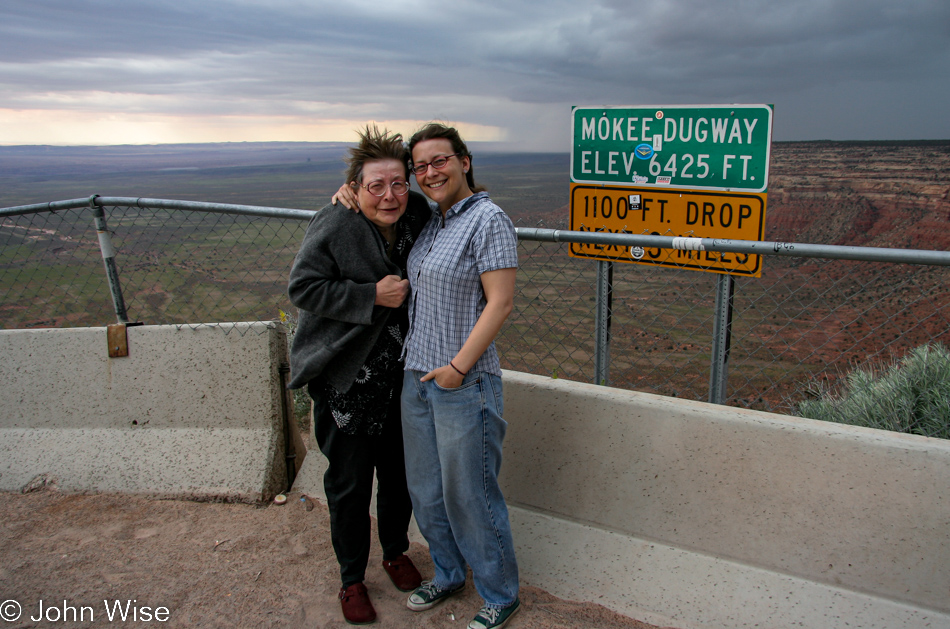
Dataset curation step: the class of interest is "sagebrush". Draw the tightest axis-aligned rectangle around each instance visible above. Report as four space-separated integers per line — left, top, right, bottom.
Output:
797 343 950 439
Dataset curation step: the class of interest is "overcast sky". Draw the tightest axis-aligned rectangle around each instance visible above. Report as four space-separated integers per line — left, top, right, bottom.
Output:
1 0 947 150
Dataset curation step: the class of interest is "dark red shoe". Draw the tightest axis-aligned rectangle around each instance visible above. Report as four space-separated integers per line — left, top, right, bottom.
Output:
381 554 423 592
339 583 376 625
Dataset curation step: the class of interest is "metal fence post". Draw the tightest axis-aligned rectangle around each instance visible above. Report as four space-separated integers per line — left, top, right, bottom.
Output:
91 200 129 323
594 260 613 385
709 273 735 404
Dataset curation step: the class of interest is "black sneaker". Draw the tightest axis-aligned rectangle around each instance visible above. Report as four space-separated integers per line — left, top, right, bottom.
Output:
467 598 521 629
406 580 465 611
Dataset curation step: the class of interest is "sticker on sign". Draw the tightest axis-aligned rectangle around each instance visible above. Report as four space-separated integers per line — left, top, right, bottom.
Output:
571 104 773 193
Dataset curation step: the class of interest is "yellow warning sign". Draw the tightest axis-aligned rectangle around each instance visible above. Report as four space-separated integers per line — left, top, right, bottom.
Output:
568 184 766 276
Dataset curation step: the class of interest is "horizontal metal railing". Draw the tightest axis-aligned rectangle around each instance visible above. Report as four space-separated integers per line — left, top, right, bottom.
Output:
515 227 950 266
1 196 313 221
7 196 948 266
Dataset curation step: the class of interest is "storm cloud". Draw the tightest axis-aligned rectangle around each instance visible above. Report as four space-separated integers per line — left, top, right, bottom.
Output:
1 0 947 149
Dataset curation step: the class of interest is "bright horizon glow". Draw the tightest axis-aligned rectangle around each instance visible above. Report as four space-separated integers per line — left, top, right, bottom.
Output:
0 110 508 146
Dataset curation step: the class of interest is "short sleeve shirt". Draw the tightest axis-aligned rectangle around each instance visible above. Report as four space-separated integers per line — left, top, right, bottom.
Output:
403 192 519 376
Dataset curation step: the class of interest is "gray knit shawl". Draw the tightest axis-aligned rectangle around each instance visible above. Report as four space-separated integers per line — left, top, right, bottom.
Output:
286 192 430 391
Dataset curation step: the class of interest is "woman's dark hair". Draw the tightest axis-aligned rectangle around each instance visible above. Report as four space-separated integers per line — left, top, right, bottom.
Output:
344 124 410 184
408 123 486 193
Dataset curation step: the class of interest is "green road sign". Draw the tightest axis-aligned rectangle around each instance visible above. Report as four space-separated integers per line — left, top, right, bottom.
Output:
571 104 773 193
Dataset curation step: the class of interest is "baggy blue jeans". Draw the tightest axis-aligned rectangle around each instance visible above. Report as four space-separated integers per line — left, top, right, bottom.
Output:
401 371 519 609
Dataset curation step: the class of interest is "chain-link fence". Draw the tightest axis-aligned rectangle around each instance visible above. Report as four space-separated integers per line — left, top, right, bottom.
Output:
1 198 310 332
3 197 949 418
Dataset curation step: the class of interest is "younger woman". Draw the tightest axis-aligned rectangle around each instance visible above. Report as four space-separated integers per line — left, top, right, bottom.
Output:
400 123 521 629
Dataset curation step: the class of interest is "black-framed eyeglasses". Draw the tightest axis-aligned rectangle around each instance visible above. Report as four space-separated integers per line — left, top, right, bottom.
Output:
354 180 411 197
409 153 462 176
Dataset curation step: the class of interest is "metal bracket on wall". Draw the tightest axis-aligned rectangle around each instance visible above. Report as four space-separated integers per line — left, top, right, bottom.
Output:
106 322 143 358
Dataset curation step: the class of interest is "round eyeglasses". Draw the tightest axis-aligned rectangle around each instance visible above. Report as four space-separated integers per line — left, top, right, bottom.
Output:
355 180 410 197
409 153 462 176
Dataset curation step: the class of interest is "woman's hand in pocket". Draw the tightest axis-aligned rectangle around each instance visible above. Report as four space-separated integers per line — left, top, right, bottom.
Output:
420 365 464 389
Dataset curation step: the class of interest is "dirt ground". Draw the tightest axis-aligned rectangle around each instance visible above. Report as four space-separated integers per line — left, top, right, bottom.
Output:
0 487 674 629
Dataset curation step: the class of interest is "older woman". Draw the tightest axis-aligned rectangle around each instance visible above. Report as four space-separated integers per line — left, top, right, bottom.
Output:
287 125 430 624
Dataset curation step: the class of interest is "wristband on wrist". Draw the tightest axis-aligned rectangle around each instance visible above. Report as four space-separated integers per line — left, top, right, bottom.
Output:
450 361 466 376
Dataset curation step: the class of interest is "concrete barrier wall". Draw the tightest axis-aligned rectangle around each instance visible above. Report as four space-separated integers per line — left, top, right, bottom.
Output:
7 323 945 628
0 323 292 501
500 371 950 629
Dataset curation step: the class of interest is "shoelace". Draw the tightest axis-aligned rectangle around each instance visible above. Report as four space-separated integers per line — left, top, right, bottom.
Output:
416 581 442 598
476 606 502 623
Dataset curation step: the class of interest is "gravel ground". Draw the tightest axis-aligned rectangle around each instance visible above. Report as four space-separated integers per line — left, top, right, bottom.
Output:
0 487 675 629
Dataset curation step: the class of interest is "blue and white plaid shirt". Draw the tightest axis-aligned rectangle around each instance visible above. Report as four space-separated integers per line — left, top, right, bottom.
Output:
403 191 519 376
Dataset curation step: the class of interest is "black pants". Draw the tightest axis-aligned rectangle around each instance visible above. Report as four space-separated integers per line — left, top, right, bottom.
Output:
309 378 413 587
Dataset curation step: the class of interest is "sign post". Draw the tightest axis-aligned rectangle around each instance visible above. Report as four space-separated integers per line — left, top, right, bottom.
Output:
568 104 773 399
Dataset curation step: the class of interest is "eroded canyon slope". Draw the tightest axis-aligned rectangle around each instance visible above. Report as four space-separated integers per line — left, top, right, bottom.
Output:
767 141 950 250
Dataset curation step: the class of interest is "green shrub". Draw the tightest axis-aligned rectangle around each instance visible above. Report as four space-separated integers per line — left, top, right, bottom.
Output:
797 343 950 439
